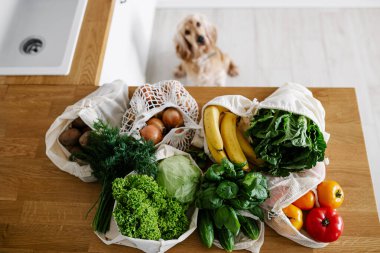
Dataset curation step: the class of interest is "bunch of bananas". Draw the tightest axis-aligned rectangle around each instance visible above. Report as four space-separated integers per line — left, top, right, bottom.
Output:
204 105 264 171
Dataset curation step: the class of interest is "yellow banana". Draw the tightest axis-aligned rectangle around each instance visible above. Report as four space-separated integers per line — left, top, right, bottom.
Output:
236 127 265 167
204 105 224 151
206 138 227 164
219 112 225 129
221 112 249 171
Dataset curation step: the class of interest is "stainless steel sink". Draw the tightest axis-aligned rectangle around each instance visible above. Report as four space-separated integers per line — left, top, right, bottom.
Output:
0 0 88 75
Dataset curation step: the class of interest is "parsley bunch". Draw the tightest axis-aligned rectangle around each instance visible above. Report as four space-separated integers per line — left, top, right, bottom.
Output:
71 121 158 233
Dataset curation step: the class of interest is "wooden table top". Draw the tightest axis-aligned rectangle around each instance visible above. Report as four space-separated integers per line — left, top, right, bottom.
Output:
0 0 114 86
0 85 379 252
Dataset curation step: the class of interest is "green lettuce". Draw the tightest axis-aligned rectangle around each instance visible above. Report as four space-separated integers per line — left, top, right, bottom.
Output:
157 155 201 203
112 175 189 240
247 109 326 176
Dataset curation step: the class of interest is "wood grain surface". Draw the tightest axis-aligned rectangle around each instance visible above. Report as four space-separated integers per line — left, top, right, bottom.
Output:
0 0 115 86
0 85 379 252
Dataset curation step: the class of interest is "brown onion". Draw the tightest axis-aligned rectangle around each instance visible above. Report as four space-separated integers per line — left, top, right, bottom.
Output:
147 117 165 134
155 111 164 119
162 108 184 129
140 125 163 145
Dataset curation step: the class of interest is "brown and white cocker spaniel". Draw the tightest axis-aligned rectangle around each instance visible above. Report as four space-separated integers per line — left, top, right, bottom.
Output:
173 14 238 86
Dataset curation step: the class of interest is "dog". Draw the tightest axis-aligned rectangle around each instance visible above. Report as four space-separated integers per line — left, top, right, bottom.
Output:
173 14 238 86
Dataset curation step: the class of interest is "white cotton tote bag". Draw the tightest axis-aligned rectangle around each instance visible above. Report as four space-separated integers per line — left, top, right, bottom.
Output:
45 80 129 182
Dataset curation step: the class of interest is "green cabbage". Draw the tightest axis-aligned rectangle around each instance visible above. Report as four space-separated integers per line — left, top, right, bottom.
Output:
157 155 201 203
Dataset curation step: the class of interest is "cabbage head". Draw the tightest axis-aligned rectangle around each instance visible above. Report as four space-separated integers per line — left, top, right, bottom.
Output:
157 155 201 203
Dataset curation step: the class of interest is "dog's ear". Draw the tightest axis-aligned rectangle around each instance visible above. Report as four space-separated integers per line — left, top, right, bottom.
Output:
174 33 192 61
205 19 217 46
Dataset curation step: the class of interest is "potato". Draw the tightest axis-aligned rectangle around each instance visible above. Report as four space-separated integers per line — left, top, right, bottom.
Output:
59 128 81 146
69 145 82 153
81 126 92 133
72 117 87 129
68 146 87 166
79 131 91 147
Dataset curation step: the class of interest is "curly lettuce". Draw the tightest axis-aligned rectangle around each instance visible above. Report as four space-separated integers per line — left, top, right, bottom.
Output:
247 109 326 176
112 175 189 240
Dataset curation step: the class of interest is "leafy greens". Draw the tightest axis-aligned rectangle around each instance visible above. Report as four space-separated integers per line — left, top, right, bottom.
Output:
247 109 326 176
195 158 269 232
71 121 158 233
157 155 201 204
112 175 189 240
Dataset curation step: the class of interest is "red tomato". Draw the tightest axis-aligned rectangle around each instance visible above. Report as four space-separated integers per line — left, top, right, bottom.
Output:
305 207 344 243
293 191 315 210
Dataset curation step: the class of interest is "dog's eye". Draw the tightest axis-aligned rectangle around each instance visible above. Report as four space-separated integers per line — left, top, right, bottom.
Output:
184 30 190 35
196 22 201 27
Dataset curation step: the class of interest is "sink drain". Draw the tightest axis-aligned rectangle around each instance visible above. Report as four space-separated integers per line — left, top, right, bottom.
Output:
20 37 45 55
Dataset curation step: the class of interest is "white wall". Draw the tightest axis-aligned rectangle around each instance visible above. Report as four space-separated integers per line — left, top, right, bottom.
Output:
99 0 157 85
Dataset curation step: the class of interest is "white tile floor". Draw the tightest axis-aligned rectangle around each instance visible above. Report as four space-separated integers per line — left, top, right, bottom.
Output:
146 8 380 218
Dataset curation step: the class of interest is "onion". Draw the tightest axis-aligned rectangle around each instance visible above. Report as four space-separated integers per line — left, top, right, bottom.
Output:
162 108 184 129
147 117 165 134
155 111 164 119
140 125 163 145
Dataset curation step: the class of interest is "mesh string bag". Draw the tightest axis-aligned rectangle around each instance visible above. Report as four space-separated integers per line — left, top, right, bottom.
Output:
120 80 199 151
258 83 330 248
261 162 328 248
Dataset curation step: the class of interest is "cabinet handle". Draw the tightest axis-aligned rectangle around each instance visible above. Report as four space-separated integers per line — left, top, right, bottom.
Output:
120 0 127 3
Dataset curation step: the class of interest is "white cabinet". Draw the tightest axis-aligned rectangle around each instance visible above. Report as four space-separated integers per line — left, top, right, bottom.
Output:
99 0 157 85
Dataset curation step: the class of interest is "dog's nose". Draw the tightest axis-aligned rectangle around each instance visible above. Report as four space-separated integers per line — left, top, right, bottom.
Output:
197 35 205 44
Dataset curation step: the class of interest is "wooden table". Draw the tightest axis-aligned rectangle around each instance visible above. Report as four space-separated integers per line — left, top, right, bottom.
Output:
0 85 379 252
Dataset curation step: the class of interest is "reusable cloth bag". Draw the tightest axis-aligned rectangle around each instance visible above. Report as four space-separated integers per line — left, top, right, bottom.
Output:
120 80 200 151
194 95 265 252
96 145 200 253
192 94 258 156
259 83 330 248
213 211 265 253
262 163 327 248
45 80 129 182
195 82 330 248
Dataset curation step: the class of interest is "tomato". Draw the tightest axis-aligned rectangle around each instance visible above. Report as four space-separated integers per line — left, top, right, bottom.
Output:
317 180 344 209
293 191 315 210
305 207 344 242
282 204 303 230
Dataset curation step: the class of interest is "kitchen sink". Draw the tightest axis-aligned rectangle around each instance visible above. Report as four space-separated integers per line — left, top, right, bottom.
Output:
0 0 88 75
